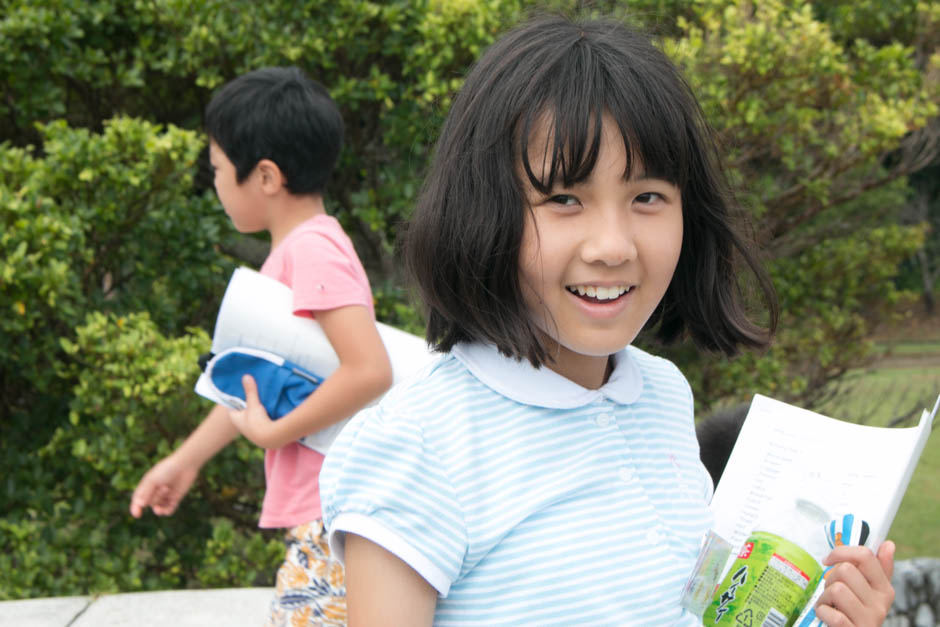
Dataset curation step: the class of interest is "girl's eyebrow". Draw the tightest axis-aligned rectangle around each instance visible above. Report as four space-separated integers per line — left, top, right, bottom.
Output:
629 172 675 183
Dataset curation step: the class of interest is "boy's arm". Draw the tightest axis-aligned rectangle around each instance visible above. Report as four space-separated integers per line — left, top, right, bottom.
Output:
130 404 239 517
229 304 393 450
813 541 895 627
345 533 437 627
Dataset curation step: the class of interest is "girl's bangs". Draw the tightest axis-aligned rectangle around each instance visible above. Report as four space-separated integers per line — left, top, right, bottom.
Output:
518 47 691 194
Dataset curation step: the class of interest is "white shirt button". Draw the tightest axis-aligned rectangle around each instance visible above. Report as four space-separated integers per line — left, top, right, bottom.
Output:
595 413 611 427
618 465 634 482
646 528 664 544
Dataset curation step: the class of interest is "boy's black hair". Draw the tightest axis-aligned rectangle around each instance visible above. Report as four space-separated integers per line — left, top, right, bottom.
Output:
696 403 750 487
402 15 778 366
204 66 343 195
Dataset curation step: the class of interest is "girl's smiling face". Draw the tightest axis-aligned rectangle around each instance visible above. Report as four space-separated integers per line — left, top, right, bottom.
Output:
518 116 683 389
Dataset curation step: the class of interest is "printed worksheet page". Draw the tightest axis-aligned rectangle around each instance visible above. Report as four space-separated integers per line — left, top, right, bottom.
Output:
709 394 935 551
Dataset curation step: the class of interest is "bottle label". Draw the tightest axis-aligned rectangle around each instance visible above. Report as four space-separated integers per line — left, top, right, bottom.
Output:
702 531 822 627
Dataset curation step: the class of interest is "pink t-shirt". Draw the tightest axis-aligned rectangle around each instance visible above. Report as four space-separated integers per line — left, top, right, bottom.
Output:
257 213 375 528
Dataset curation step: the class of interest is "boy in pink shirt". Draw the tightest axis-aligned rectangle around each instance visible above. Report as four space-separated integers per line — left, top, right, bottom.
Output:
130 67 392 626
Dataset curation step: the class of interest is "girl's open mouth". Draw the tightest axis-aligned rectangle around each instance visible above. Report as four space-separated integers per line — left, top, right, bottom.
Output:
566 284 633 304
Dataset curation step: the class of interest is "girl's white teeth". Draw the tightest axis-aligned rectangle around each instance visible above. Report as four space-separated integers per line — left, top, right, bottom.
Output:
569 285 631 300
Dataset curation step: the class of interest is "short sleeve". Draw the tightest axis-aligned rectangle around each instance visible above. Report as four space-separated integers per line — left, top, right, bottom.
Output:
320 402 467 597
283 231 373 314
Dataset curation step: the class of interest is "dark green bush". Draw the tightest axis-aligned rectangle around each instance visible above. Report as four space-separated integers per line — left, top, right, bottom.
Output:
0 312 281 598
0 117 241 598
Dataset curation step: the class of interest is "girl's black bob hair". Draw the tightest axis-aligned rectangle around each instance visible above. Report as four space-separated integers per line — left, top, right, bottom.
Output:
402 15 778 366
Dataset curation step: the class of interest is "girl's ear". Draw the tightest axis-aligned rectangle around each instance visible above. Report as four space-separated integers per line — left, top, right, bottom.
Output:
255 159 286 195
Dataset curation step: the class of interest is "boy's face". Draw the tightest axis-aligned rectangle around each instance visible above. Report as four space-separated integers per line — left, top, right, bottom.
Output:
518 116 683 388
209 140 267 233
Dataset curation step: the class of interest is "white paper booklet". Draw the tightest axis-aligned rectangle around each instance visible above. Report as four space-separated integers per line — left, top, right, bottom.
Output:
195 266 437 453
709 394 937 554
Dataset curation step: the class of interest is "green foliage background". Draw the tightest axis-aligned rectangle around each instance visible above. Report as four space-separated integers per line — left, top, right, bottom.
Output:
1 0 937 598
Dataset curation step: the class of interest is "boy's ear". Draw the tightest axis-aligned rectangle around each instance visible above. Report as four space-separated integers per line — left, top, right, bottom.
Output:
255 159 286 195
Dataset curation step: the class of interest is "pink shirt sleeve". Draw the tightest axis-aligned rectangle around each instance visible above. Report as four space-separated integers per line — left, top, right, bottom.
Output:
260 214 375 321
269 230 374 318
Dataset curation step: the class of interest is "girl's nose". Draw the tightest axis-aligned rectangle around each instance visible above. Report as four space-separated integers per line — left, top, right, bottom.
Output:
581 214 637 266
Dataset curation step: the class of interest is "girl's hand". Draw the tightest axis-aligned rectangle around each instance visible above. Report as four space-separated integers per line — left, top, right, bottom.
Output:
228 374 277 448
813 540 896 627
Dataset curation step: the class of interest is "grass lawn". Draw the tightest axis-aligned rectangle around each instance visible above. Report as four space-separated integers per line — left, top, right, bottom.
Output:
816 340 940 560
883 339 940 356
890 423 940 559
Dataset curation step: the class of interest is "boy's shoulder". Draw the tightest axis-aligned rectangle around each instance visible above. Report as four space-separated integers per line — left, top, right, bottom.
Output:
280 213 348 247
264 214 359 269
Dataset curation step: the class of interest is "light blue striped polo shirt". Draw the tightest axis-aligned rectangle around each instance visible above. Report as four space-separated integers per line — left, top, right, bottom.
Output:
321 342 714 626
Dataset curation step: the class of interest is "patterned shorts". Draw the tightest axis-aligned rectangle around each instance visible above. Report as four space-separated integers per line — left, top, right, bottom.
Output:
265 520 346 627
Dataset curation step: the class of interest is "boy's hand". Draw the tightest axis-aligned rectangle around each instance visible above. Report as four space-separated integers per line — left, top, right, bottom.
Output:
130 455 198 517
813 540 896 627
228 374 278 448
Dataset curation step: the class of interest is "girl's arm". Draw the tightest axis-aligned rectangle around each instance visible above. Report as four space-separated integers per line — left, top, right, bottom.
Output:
345 533 437 627
813 541 895 627
229 304 393 449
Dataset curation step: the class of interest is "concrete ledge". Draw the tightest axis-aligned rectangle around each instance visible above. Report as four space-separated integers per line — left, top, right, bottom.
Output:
5 558 937 626
0 588 273 627
0 596 91 627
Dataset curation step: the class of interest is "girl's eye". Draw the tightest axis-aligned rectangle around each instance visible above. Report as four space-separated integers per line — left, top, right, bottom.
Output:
547 194 579 207
635 192 664 205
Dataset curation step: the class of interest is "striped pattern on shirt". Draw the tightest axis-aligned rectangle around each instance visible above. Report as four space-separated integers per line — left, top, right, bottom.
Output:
321 343 713 626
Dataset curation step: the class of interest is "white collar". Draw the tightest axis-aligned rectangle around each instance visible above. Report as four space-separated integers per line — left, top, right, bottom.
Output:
450 343 643 409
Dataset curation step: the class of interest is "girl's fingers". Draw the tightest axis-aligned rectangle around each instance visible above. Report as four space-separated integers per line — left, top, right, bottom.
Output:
823 545 892 592
815 565 869 625
812 599 852 627
814 576 885 627
815 544 896 627
876 540 896 580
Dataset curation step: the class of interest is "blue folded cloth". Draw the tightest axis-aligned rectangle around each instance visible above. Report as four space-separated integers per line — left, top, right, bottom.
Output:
202 347 321 419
